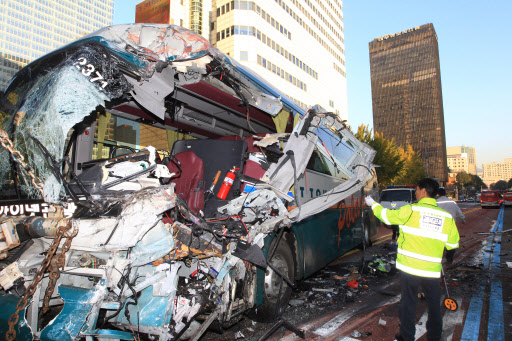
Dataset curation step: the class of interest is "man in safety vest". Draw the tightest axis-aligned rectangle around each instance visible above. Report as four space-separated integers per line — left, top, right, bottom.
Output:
365 178 460 341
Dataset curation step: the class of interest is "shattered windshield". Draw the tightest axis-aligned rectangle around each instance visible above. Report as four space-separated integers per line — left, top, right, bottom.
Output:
0 45 123 202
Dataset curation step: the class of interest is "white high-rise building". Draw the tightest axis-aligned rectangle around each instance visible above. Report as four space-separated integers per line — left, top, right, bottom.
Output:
447 153 469 175
447 145 477 175
211 0 347 119
0 0 114 91
482 158 512 187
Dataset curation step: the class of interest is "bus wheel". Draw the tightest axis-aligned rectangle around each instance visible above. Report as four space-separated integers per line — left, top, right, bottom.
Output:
363 213 373 247
248 240 295 322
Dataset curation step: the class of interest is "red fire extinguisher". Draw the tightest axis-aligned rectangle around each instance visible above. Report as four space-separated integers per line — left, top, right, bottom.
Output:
217 167 239 200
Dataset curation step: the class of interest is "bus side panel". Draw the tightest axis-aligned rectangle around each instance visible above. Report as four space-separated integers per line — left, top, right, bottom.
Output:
293 199 365 279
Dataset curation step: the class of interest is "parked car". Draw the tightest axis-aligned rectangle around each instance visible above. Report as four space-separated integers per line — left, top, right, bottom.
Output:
481 190 502 208
0 24 378 340
504 192 512 206
379 185 416 209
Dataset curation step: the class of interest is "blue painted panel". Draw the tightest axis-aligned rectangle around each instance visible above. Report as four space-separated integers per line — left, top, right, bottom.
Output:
116 285 174 328
40 285 96 341
0 294 32 340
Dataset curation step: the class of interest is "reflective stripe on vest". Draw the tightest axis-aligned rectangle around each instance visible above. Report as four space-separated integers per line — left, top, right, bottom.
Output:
381 208 392 225
398 248 442 263
446 242 459 248
396 263 441 278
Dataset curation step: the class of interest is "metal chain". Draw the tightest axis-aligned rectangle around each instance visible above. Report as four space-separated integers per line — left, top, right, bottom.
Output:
41 222 78 314
6 220 77 341
0 128 44 196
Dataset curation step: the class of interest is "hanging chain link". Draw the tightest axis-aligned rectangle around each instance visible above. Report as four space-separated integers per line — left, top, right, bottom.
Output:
41 222 78 314
6 220 77 341
0 128 44 197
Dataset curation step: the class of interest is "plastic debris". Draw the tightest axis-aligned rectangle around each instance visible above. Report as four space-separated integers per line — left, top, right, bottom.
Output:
312 287 335 293
378 317 387 326
346 279 359 289
367 255 395 274
289 299 305 306
351 330 362 337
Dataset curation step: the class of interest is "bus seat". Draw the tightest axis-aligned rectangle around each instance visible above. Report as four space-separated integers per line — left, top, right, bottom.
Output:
166 151 205 214
242 133 269 192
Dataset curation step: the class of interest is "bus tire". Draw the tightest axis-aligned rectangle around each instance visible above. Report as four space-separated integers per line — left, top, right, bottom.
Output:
248 239 295 322
363 212 373 247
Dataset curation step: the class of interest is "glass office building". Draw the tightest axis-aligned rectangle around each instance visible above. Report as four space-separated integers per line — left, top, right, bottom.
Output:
0 0 114 91
369 23 448 184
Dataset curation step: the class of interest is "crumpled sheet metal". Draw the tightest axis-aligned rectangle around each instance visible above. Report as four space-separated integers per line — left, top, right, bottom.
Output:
70 186 177 250
83 24 223 65
253 133 289 148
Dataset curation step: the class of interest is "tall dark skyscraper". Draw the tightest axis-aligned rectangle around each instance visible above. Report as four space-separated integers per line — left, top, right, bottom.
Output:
369 23 448 184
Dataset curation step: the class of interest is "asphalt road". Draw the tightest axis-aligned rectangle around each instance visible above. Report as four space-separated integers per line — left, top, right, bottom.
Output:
199 203 510 341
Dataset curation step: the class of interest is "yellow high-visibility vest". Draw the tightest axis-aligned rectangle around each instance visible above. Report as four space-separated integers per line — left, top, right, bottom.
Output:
371 197 459 278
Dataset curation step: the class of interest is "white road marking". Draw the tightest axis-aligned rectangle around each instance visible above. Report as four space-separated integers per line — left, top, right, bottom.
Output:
414 310 428 339
314 296 400 337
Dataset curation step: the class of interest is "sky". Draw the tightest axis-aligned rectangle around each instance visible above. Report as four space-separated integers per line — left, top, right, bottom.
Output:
113 0 511 167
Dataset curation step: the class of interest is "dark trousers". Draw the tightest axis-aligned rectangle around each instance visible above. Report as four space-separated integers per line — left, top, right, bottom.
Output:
399 271 442 341
445 249 456 263
392 225 399 241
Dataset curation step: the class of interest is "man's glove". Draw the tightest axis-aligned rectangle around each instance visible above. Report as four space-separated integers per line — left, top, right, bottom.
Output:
365 196 375 207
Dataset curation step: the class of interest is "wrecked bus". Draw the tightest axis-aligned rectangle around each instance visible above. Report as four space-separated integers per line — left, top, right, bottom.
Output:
0 24 377 340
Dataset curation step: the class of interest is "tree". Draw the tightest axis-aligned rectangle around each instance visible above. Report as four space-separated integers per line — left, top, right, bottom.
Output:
491 180 508 191
356 125 402 187
508 178 512 189
354 124 425 187
470 174 487 190
456 171 472 187
394 144 426 185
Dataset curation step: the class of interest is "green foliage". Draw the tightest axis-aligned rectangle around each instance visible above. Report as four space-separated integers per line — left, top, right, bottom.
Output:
355 124 425 187
394 144 426 185
456 171 473 186
455 171 487 193
491 180 508 191
471 174 487 189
